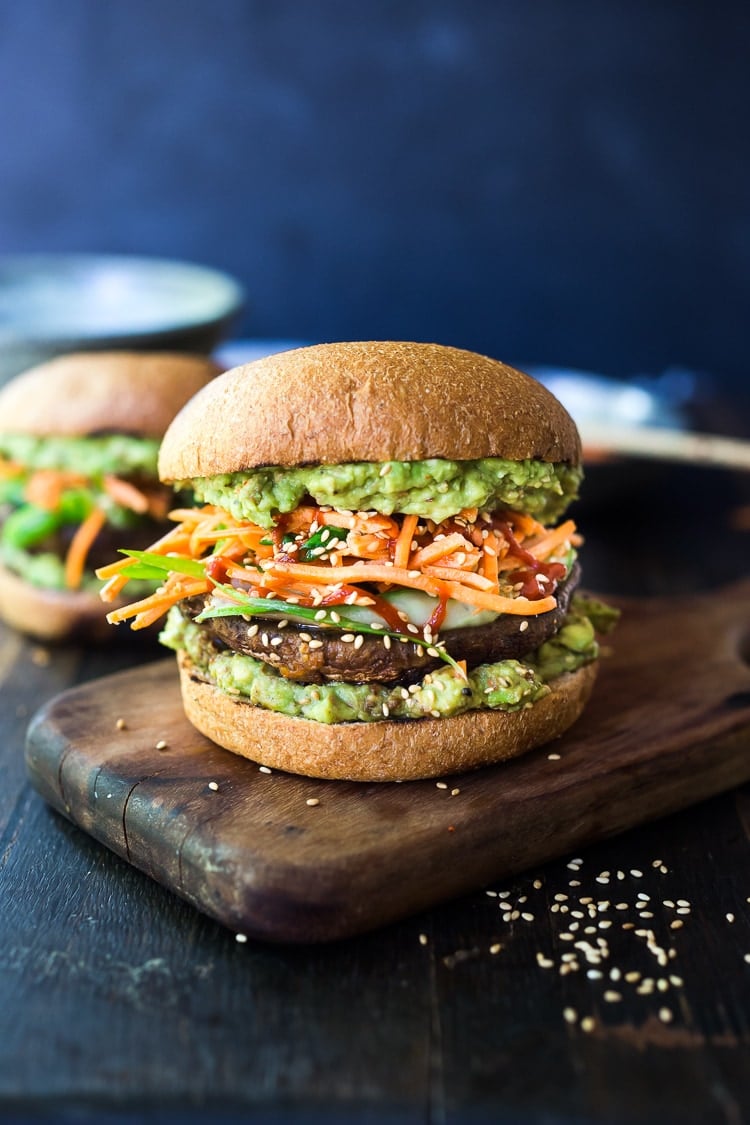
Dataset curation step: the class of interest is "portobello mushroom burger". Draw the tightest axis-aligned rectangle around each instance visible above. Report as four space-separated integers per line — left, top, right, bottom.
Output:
0 351 219 640
99 341 617 780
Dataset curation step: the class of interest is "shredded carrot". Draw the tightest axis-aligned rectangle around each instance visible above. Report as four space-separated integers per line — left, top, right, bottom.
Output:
393 513 419 570
481 530 501 587
409 532 474 569
102 475 150 514
264 560 447 597
25 469 87 510
106 578 211 625
422 565 494 590
64 508 107 590
97 500 575 632
526 519 576 560
442 581 556 615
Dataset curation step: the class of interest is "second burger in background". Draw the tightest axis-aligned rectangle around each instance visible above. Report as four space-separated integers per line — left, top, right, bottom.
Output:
0 351 219 641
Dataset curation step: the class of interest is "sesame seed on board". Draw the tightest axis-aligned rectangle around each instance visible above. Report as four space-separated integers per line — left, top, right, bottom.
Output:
447 848 750 1035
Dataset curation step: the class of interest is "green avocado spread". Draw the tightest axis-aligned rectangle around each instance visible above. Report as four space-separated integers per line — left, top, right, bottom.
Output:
189 457 582 528
160 597 612 724
0 433 160 477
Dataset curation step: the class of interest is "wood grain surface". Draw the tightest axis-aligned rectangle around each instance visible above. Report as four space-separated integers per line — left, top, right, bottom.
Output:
3 456 750 1123
24 582 750 943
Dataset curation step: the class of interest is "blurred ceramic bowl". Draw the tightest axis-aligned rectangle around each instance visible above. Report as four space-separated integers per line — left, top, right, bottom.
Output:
0 254 245 385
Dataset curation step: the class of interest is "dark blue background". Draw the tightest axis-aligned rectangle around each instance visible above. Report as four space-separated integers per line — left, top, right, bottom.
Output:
2 1 749 387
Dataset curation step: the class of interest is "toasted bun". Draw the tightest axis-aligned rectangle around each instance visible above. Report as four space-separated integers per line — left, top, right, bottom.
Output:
0 560 124 643
176 651 597 781
159 341 580 481
0 352 220 439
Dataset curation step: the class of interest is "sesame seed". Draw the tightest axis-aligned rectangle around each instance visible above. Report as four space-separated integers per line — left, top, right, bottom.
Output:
306 798 320 807
341 634 355 643
519 620 529 632
382 704 390 717
308 639 324 649
261 633 269 646
726 913 736 923
299 632 312 642
659 1008 673 1024
235 933 248 943
580 1017 596 1033
489 943 502 955
670 920 683 930
247 624 259 637
208 781 219 791
354 635 364 649
259 765 272 774
586 969 603 980
522 913 535 922
451 788 460 797
418 933 428 945
383 635 392 649
436 781 448 789
533 879 543 889
116 718 127 730
563 1007 577 1024
604 991 622 1003
270 637 283 646
547 752 561 761
630 869 644 878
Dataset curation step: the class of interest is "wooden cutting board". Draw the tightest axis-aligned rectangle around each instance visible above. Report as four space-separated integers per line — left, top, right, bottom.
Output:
25 582 750 943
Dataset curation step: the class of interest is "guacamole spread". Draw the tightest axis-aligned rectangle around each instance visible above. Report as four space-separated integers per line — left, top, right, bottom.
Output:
161 600 604 724
0 433 160 477
189 457 582 528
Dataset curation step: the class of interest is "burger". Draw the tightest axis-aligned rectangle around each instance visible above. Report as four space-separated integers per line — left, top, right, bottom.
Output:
0 351 219 641
100 341 616 781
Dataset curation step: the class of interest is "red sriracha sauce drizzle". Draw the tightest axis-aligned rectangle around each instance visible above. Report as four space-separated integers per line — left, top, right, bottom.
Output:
494 517 566 599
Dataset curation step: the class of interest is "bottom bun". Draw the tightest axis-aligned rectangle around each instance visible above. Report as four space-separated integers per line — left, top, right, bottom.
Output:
177 651 599 781
0 561 118 643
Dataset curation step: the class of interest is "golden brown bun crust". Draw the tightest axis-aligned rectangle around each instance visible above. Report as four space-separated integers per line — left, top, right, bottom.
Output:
176 651 597 781
0 352 221 439
0 560 126 642
158 341 581 480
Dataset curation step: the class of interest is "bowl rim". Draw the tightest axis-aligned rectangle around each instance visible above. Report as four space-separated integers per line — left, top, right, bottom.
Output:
0 252 245 344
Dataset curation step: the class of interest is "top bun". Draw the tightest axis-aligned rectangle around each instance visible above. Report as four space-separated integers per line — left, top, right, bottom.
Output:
159 341 580 481
0 352 221 439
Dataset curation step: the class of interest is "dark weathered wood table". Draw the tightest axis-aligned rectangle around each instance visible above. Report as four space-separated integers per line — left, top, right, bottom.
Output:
1 454 749 1124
